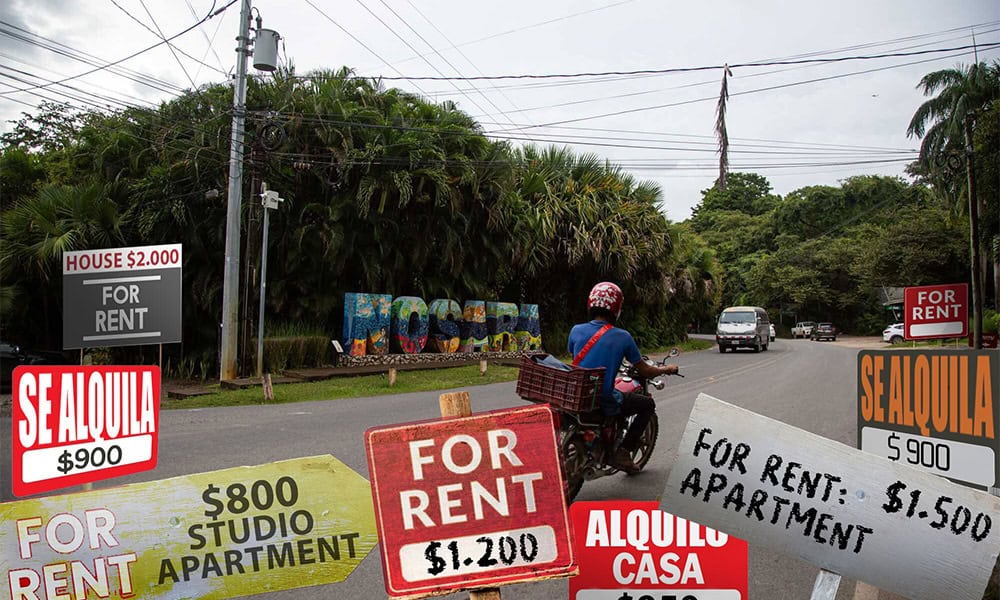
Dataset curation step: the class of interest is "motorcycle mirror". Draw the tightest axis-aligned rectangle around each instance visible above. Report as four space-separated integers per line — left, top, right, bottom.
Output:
668 347 680 358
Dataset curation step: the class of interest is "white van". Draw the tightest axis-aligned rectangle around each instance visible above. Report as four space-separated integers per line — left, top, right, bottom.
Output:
716 306 771 353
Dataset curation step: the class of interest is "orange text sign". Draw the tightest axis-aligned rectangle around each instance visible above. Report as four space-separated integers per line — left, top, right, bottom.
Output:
857 350 997 489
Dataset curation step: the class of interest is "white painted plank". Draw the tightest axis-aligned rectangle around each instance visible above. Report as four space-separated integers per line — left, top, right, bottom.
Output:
660 393 1000 600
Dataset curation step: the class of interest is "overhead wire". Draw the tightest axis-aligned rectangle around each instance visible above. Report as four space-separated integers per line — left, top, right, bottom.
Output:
0 0 237 97
137 0 206 93
372 0 531 138
0 21 185 95
106 0 227 77
350 0 498 123
404 0 539 132
183 0 229 75
368 41 1000 81
354 0 637 73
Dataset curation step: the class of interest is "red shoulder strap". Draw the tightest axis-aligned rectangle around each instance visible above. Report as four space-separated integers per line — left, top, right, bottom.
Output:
573 323 613 366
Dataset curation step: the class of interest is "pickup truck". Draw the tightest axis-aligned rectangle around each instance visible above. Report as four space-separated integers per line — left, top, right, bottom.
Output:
791 322 816 339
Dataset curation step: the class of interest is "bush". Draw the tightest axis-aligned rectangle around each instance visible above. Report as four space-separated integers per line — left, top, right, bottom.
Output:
255 336 329 373
983 309 999 334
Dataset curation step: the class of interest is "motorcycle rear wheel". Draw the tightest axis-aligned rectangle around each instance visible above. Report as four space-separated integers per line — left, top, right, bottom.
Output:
560 432 587 502
623 413 659 473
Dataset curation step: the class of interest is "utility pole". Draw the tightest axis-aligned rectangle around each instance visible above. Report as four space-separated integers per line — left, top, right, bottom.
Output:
220 0 252 381
257 184 283 378
965 113 984 349
219 2 280 380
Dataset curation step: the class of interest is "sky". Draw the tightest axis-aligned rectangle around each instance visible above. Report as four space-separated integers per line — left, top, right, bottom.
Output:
1 0 998 220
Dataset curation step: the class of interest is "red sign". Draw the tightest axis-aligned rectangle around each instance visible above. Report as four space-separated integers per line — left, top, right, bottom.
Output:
969 332 999 348
569 501 748 600
904 283 968 340
12 366 160 496
365 404 576 599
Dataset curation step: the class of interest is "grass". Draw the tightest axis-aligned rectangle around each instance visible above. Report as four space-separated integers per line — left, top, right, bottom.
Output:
163 339 714 410
164 365 521 409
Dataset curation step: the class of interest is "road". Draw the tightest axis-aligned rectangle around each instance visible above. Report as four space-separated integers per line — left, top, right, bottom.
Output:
1 337 885 599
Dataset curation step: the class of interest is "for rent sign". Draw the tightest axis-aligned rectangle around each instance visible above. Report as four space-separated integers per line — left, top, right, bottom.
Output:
904 283 968 340
365 404 576 599
12 366 160 496
63 244 182 349
857 350 997 489
1 455 376 600
661 394 1000 600
569 501 747 600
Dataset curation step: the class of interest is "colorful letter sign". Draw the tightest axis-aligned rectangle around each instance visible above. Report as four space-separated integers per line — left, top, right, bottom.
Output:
857 350 997 489
904 283 968 340
569 501 747 600
661 393 1000 600
1 455 377 600
12 365 160 497
364 404 577 599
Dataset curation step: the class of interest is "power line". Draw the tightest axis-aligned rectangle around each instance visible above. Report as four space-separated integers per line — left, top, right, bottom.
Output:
494 47 997 131
0 1 236 97
354 0 637 73
404 0 538 132
373 0 529 137
0 21 185 95
106 0 227 76
137 0 205 93
370 41 1000 81
350 0 496 123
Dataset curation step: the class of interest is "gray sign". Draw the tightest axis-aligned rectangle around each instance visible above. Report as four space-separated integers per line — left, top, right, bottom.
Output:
63 244 182 349
661 394 1000 600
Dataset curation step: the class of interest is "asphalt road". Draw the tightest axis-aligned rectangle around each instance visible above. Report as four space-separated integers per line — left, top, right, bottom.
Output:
1 337 883 599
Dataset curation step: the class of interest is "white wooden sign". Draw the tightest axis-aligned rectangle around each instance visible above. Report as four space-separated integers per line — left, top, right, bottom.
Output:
660 393 1000 600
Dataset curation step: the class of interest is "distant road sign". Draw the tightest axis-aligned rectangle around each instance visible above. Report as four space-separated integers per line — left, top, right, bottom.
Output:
365 404 576 599
12 365 160 496
63 243 182 349
904 283 967 340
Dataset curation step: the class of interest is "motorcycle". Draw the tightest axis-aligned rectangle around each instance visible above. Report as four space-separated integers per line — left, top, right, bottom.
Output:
557 348 682 501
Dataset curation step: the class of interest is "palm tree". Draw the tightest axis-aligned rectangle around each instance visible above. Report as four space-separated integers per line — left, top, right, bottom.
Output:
0 181 126 347
907 61 1000 346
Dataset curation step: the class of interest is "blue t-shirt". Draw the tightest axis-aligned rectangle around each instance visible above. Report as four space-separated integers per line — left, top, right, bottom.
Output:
567 320 642 414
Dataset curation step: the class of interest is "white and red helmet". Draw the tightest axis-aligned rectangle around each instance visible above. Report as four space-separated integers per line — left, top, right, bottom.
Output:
587 282 624 319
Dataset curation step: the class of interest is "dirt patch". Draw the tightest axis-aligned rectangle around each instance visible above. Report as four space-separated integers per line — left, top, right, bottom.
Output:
828 336 887 350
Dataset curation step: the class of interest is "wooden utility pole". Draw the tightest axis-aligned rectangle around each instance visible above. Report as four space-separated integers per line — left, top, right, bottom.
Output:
965 114 984 349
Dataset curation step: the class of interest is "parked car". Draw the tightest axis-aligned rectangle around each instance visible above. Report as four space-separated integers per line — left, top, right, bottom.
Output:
811 323 837 341
883 323 904 345
769 323 776 342
791 321 816 338
0 341 69 392
716 306 771 353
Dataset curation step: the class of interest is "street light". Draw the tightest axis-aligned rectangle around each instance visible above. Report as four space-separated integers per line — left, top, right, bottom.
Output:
220 1 281 381
257 183 284 378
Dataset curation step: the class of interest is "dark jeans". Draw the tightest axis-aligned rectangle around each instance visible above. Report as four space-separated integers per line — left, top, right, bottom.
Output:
620 391 655 451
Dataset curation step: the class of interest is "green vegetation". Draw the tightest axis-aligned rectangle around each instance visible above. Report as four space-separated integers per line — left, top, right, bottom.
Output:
165 365 522 409
0 69 721 373
2 60 997 371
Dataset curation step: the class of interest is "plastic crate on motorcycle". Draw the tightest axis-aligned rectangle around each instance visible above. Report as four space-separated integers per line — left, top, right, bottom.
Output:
515 353 605 412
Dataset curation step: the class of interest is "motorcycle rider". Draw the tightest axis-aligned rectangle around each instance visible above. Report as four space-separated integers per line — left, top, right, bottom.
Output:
567 282 678 472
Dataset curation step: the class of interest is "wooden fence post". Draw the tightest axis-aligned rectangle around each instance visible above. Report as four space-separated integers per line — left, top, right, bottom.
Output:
438 391 502 600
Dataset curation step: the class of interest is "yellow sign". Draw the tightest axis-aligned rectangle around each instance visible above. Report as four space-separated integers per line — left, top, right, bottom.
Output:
1 455 377 599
